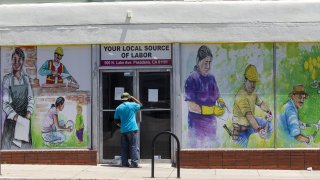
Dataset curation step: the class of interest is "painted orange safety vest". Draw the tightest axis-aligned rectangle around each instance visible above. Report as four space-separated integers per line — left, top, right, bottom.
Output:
46 60 65 84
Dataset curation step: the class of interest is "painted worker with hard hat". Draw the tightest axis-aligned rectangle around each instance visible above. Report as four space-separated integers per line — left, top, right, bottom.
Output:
39 47 77 85
184 45 225 148
232 64 273 147
278 85 313 146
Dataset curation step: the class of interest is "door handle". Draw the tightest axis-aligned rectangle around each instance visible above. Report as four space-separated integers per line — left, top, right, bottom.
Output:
140 111 142 123
138 111 142 123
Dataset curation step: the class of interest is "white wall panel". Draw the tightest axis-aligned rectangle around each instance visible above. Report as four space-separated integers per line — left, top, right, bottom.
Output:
0 1 320 44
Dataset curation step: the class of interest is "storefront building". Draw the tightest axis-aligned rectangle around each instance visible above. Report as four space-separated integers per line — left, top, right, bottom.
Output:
0 1 320 169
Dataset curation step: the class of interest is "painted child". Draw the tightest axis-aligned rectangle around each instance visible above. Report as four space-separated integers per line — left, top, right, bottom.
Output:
75 104 84 143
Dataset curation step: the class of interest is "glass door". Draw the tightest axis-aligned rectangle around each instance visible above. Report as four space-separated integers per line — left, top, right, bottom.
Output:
101 69 171 162
138 70 171 159
101 71 134 160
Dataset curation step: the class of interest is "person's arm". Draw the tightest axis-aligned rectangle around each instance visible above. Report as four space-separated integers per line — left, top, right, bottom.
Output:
60 65 78 84
258 101 273 122
130 96 143 107
38 61 52 76
187 101 201 114
61 66 78 84
53 114 71 132
246 111 266 138
245 111 260 130
259 102 269 112
114 120 121 127
2 75 17 121
114 109 121 127
244 95 269 130
295 134 311 143
185 75 198 113
75 114 80 130
255 92 273 117
80 114 84 129
114 116 121 127
25 75 35 119
53 114 62 130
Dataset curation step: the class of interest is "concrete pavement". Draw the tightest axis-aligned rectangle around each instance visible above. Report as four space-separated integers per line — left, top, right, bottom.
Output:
0 163 319 180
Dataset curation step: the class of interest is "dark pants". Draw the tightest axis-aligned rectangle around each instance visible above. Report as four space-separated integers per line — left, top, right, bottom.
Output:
121 131 139 167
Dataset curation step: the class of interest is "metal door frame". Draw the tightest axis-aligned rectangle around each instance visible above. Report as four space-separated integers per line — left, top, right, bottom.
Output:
99 69 137 164
99 68 173 163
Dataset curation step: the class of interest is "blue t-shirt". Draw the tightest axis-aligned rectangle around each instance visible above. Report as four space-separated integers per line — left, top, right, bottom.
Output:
114 102 141 133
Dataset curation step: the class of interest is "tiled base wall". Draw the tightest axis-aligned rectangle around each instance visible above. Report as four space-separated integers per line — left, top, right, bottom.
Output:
180 149 320 170
0 150 97 165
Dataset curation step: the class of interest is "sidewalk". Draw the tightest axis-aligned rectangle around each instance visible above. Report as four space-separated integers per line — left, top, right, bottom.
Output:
0 163 319 180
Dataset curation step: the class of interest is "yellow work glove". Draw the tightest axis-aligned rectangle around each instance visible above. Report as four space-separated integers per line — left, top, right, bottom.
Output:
217 97 224 103
216 97 225 108
201 105 225 116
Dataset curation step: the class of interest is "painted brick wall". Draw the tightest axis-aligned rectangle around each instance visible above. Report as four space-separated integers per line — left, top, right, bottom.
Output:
180 149 320 170
0 150 97 165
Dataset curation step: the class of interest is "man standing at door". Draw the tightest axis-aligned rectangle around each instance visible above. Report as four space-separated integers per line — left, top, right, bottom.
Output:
114 92 143 168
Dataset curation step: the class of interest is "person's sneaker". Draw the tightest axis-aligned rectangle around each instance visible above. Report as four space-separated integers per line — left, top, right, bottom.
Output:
121 163 130 167
130 164 142 168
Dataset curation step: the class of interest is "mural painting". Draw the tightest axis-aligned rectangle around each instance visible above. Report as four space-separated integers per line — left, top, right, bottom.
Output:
184 45 225 148
1 46 91 149
1 47 35 149
276 43 320 148
181 43 274 148
231 64 273 148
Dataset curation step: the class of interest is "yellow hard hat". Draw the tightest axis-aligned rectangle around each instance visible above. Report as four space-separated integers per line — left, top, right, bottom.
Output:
54 47 64 56
244 64 259 81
